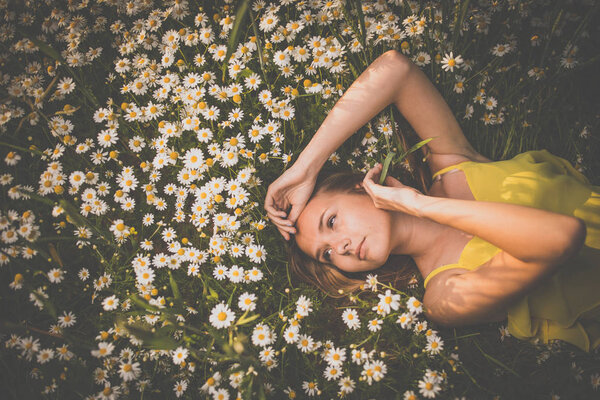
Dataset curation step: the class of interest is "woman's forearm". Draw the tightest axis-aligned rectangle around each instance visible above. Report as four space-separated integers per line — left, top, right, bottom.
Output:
411 194 587 265
295 50 411 176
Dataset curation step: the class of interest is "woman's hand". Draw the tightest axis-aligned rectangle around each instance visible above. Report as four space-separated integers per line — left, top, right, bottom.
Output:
362 163 424 216
264 164 317 240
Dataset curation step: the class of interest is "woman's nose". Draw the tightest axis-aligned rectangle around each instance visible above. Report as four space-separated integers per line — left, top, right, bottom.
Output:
335 238 350 256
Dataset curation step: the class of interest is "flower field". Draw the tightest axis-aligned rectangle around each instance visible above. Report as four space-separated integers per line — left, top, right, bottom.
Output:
0 0 599 399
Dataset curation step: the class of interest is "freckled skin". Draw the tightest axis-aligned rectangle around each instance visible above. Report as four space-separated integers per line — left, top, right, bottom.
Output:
295 190 396 273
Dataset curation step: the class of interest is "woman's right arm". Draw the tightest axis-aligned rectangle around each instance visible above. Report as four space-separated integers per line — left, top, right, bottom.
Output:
266 51 415 237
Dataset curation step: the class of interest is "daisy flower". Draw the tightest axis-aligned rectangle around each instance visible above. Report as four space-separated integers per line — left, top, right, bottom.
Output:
209 302 235 329
118 360 141 381
491 43 511 57
366 317 382 331
228 265 245 283
37 348 54 364
454 75 465 93
172 346 188 365
441 52 463 72
297 334 314 353
244 73 262 90
252 323 276 347
324 365 343 381
302 381 318 397
102 295 119 311
47 268 65 283
342 308 361 330
173 379 188 398
238 292 257 311
418 376 441 398
485 96 498 110
406 296 423 315
413 51 431 67
377 289 401 316
283 325 299 344
396 313 414 329
364 274 379 291
259 13 279 32
403 390 418 400
426 335 444 355
351 348 368 365
213 265 228 280
91 342 115 358
326 346 347 367
296 295 313 317
58 311 77 328
245 244 266 263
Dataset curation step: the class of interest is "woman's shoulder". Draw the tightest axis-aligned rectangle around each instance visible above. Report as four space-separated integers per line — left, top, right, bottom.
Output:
426 151 493 177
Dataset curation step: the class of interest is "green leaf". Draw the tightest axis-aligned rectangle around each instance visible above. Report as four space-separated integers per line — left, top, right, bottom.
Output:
129 294 161 313
169 271 181 302
208 286 219 301
379 151 396 185
235 310 260 326
397 137 435 161
123 321 179 350
222 0 250 81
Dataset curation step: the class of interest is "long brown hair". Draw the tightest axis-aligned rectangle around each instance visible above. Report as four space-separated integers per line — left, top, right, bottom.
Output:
286 135 431 298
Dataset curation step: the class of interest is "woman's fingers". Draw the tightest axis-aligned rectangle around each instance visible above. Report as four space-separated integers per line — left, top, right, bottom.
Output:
269 214 293 227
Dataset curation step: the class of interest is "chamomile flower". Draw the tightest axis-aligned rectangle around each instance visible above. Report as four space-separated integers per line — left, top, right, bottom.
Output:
209 302 235 329
406 296 423 315
238 292 257 311
118 360 141 381
426 335 444 355
47 268 65 283
172 346 189 365
377 289 401 316
91 342 115 358
441 52 463 72
302 381 318 396
297 334 314 353
368 318 383 332
102 295 119 311
58 311 77 328
418 376 441 398
326 346 347 367
342 308 361 330
491 43 511 57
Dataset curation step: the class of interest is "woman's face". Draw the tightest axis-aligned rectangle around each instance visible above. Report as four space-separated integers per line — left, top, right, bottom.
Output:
294 189 395 273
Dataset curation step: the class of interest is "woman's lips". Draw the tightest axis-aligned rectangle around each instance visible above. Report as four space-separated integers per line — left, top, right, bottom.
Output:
357 238 365 260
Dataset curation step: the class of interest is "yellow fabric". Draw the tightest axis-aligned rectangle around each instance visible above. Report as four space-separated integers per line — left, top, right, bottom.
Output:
423 149 600 352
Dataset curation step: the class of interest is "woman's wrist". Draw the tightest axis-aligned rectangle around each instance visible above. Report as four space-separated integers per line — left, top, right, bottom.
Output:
391 190 427 217
294 151 324 178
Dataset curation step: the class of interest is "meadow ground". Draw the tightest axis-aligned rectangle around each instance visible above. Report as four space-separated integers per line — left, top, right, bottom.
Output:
0 0 599 399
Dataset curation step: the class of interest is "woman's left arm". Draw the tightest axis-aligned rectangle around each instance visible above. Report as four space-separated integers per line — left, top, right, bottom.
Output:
363 157 588 328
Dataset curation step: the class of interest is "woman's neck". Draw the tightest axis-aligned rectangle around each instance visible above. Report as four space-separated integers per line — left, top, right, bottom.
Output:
389 210 457 273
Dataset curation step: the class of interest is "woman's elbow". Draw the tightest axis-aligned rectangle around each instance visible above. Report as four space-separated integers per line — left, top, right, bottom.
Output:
379 49 412 74
559 218 587 264
568 218 587 256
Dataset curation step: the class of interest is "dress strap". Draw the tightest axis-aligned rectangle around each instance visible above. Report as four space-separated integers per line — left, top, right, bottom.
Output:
431 161 471 180
424 264 471 289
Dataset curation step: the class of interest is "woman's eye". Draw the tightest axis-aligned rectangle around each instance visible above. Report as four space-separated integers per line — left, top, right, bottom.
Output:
324 249 332 261
328 215 336 228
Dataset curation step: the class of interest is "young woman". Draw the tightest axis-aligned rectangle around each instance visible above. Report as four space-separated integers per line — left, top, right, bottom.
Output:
264 50 600 352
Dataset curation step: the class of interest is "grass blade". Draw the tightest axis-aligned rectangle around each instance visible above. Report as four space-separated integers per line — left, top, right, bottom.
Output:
222 0 250 81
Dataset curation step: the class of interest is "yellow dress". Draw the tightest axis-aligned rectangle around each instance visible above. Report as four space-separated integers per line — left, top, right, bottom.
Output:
422 149 600 352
